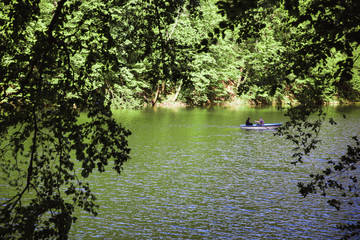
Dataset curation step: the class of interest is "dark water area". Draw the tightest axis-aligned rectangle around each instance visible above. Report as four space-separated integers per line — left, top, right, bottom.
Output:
68 105 359 239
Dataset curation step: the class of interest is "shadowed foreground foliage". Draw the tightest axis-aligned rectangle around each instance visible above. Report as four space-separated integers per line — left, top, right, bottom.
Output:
0 0 131 238
0 0 359 239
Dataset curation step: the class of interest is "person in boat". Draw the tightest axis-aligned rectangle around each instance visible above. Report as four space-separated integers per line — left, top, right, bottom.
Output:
245 118 253 125
254 117 264 126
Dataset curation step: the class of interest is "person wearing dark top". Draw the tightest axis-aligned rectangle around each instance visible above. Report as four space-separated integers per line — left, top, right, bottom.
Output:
245 118 253 125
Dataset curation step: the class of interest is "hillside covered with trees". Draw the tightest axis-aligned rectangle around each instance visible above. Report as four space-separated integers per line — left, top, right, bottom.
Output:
93 0 360 107
2 0 359 109
102 0 360 107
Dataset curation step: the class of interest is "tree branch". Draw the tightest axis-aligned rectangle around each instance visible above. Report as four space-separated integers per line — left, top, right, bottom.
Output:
167 6 182 42
47 0 68 43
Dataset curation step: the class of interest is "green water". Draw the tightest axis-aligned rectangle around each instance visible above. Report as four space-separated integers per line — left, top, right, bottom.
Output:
4 105 360 239
68 105 360 239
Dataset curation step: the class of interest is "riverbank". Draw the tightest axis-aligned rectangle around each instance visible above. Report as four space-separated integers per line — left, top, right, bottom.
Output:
138 97 360 109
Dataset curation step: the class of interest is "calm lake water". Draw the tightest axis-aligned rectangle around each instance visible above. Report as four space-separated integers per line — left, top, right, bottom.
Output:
67 105 359 239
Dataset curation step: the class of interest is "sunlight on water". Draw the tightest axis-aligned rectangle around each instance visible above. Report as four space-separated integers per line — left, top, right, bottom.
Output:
66 105 359 239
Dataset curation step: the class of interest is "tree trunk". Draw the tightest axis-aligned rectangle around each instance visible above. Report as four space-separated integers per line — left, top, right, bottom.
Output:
173 80 182 102
237 68 248 88
152 83 160 106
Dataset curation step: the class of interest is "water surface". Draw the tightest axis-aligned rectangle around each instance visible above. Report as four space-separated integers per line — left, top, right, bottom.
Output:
70 105 360 239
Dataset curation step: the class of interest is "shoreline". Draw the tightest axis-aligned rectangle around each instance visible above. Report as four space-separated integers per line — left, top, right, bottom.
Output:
131 100 360 110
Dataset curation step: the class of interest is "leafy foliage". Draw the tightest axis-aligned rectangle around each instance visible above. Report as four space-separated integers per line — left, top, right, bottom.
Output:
0 0 131 238
297 136 359 210
1 0 360 238
173 0 244 105
214 0 360 105
108 0 198 106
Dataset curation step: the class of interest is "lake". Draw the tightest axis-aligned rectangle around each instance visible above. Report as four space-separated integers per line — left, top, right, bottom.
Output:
68 105 360 239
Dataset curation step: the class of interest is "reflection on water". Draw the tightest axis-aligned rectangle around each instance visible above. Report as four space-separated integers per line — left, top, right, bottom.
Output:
70 106 360 239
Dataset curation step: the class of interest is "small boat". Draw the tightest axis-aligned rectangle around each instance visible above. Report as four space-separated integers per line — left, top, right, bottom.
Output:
240 123 282 130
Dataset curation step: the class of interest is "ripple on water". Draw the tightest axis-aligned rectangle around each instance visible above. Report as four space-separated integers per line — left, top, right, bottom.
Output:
70 107 360 239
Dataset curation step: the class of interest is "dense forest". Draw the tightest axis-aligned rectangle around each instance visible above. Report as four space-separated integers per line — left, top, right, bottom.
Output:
99 0 360 108
2 0 359 109
1 0 359 239
86 0 360 107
